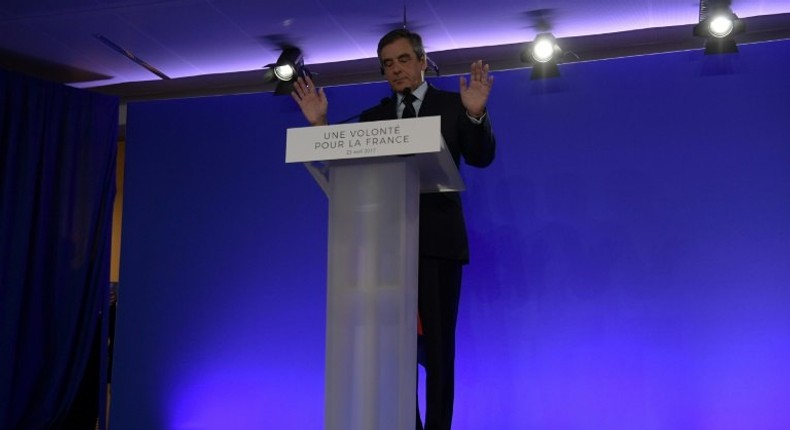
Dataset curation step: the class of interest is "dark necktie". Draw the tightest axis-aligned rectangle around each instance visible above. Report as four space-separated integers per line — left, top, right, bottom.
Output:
402 93 417 118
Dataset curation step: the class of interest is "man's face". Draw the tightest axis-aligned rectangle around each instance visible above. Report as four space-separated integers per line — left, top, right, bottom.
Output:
379 38 427 94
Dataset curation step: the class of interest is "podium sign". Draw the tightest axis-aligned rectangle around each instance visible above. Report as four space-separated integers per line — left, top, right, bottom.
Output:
287 116 463 194
286 116 441 162
286 117 463 430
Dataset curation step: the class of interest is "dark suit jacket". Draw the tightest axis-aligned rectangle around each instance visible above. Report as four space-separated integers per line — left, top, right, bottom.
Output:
359 84 496 262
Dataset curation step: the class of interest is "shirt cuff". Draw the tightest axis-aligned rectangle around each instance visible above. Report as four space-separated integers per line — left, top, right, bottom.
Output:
466 110 487 124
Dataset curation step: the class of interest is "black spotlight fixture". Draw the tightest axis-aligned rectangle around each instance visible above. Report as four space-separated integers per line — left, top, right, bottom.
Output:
694 0 745 54
522 33 562 80
265 47 309 95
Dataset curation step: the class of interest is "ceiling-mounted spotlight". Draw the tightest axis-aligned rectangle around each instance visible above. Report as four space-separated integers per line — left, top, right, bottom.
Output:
708 15 735 38
274 63 296 81
694 2 745 54
522 33 562 80
265 47 309 95
531 33 560 63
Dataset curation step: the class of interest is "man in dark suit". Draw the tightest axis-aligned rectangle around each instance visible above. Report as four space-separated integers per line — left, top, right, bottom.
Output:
292 29 495 430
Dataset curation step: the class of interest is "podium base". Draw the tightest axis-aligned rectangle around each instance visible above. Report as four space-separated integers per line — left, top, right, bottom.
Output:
324 157 419 430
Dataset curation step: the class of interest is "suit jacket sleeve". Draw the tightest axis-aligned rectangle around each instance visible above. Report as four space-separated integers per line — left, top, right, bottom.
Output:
457 109 495 167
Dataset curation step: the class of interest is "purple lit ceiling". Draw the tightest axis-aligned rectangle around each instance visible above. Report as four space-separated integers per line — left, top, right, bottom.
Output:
1 0 789 97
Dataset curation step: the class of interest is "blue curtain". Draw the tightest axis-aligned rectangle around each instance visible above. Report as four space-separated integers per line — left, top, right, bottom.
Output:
0 69 118 430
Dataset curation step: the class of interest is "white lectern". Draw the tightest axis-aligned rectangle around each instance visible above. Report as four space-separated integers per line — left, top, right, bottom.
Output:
286 116 463 430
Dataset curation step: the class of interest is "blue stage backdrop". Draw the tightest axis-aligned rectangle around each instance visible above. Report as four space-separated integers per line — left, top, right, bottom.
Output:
114 39 790 429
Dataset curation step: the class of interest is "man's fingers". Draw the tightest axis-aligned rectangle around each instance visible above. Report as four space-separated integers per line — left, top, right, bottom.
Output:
470 60 489 83
468 61 494 87
304 74 317 90
293 76 326 102
292 78 303 97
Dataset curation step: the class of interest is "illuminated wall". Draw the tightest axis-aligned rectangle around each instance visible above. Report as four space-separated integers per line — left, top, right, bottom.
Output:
112 39 790 429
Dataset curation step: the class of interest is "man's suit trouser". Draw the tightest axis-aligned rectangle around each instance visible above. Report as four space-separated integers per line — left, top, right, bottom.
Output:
416 257 463 430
